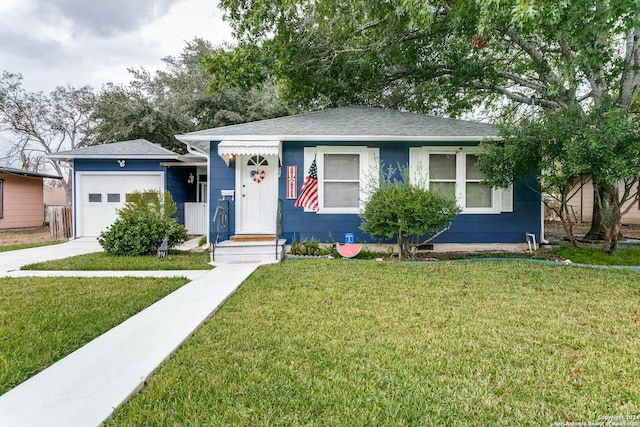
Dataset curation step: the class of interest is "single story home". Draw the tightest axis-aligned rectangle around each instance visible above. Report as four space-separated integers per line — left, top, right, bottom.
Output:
176 106 542 261
48 108 542 261
0 167 62 230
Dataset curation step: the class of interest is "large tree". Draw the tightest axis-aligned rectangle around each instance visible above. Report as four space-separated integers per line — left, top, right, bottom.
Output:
90 38 294 151
0 71 96 204
210 0 640 238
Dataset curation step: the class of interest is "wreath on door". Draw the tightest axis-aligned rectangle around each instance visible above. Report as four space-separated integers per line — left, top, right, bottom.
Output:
251 169 266 183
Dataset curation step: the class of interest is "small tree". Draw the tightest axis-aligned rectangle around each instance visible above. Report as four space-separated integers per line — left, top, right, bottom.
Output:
99 190 187 256
360 166 461 259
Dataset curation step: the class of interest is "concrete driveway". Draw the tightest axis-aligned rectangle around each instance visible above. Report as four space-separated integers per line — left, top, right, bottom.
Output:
0 238 102 274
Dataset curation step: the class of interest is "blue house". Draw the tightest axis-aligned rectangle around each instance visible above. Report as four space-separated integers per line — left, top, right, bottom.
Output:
49 108 542 261
175 106 542 261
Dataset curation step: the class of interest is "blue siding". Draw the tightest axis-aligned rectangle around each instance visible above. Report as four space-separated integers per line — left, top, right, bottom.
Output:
208 142 236 242
207 140 542 245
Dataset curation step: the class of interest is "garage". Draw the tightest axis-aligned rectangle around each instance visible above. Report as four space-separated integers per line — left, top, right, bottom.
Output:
76 172 164 237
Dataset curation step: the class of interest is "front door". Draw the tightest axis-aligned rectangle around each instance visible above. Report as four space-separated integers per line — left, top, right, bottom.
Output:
237 155 278 234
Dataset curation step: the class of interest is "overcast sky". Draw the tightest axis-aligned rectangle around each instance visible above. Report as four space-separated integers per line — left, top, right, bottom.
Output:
0 0 234 93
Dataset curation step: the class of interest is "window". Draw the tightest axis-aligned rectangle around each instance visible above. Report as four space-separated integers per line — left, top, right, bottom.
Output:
303 146 379 214
88 193 102 203
107 193 120 203
0 179 3 218
410 147 513 214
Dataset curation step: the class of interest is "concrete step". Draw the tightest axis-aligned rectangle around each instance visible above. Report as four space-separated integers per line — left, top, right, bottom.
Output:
213 239 286 263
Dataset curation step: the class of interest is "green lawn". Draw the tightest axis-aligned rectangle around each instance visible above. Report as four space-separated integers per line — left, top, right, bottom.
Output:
0 241 65 252
0 276 188 395
22 251 212 270
108 260 640 426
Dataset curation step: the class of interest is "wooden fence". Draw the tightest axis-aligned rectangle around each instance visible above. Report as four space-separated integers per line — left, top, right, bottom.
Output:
48 206 73 239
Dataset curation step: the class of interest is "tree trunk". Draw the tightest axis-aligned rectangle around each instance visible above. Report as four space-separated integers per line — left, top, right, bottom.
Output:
592 181 622 252
584 186 606 240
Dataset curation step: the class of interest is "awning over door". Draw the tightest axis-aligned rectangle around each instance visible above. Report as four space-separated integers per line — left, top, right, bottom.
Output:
218 140 281 165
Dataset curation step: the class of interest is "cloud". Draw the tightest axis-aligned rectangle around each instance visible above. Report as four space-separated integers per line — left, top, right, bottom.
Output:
40 0 179 37
0 0 233 93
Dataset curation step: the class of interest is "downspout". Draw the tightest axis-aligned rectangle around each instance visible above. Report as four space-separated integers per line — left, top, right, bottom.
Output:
183 142 211 245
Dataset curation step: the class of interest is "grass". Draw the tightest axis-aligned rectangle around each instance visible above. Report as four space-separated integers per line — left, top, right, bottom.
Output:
22 250 212 270
0 241 65 252
546 244 640 266
108 260 640 426
0 276 188 395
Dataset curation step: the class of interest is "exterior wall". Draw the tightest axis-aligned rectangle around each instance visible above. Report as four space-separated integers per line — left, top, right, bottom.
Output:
166 167 198 224
208 140 542 245
0 173 45 229
209 142 237 241
566 179 640 224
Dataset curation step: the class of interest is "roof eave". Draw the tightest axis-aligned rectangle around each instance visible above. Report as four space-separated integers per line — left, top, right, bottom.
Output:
175 134 501 143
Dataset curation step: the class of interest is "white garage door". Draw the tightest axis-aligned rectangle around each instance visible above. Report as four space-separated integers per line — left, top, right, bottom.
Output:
77 173 164 237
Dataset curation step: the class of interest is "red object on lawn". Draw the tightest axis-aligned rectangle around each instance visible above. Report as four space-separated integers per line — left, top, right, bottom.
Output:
336 243 362 258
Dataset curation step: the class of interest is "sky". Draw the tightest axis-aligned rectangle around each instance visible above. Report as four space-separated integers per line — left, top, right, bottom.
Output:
0 0 234 93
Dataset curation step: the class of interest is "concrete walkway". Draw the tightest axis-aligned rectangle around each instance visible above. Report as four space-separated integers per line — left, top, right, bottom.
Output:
0 239 264 426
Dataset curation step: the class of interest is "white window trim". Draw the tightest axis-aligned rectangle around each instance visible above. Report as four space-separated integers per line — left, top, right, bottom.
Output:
303 146 379 214
409 147 513 215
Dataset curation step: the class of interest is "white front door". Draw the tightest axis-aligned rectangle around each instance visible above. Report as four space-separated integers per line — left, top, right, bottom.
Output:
237 155 278 234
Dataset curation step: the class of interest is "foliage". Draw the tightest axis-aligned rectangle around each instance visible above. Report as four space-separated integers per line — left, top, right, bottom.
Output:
360 165 461 259
212 1 640 117
108 260 640 425
98 190 187 256
478 106 640 252
89 38 294 151
0 276 186 394
289 238 322 256
22 251 212 271
0 71 96 204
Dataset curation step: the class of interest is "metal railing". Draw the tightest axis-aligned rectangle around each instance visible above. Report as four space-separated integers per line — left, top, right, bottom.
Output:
212 199 229 260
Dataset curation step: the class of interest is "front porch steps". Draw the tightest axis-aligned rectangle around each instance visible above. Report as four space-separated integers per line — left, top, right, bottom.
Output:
212 236 286 263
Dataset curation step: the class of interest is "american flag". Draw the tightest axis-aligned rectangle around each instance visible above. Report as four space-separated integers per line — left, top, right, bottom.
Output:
294 158 319 211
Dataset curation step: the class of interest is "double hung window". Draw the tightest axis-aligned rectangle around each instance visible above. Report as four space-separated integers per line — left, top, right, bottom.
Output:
303 146 379 214
410 147 512 214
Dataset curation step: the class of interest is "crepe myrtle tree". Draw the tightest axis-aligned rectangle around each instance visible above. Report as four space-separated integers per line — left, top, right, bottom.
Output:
360 165 461 259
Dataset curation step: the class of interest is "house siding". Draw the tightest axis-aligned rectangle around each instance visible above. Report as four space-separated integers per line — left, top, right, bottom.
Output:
207 140 542 245
0 173 45 229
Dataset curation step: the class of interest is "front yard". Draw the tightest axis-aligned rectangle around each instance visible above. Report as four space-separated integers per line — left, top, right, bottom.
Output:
0 276 188 395
106 260 640 426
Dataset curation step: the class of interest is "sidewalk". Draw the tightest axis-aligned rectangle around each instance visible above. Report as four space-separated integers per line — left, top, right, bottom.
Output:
0 239 265 426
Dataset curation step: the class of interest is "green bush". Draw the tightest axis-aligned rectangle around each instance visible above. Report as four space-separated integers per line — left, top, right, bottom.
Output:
99 190 187 256
360 165 461 259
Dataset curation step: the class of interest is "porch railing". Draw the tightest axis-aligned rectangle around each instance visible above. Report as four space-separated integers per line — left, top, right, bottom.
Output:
212 199 229 259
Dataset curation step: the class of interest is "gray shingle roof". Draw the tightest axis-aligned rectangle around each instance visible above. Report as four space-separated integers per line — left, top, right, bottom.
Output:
48 139 179 160
177 106 499 143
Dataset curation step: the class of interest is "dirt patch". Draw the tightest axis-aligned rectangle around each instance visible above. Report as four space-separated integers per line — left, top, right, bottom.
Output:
0 227 60 246
544 221 640 244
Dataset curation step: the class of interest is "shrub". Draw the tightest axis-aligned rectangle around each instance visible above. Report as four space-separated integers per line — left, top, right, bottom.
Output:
99 190 187 256
360 165 461 259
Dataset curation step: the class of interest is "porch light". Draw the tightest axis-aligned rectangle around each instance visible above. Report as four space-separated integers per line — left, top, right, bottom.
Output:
187 173 195 184
117 160 126 168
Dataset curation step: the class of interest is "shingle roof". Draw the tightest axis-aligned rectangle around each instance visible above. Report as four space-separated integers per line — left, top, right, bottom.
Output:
177 106 499 145
47 139 179 160
0 167 62 180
